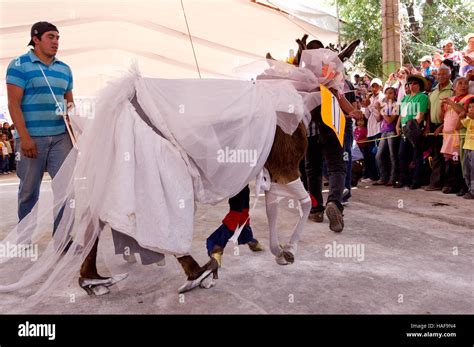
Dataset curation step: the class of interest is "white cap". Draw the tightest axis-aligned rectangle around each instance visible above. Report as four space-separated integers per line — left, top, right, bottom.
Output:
465 33 474 43
441 39 454 47
370 78 382 87
418 55 432 63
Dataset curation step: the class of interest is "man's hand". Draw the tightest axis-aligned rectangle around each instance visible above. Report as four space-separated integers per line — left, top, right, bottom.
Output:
349 109 363 120
434 124 444 137
423 125 430 137
396 125 401 136
440 97 455 108
21 136 38 159
464 55 473 66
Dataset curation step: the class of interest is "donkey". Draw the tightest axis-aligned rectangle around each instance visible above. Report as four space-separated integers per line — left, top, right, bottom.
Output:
78 35 362 295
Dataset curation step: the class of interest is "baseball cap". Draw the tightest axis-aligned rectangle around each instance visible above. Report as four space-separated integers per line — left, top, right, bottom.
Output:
370 78 382 87
465 33 474 43
441 39 454 47
27 21 59 47
418 55 432 63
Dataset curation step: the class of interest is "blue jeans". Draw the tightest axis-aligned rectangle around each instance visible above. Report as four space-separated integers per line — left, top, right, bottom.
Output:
15 133 72 223
398 136 423 186
464 149 474 195
364 134 381 181
343 120 353 201
1 154 10 172
376 131 399 183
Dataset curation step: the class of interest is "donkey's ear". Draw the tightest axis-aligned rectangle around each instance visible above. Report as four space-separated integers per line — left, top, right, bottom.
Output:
266 52 276 60
294 35 308 66
301 34 308 45
338 39 361 62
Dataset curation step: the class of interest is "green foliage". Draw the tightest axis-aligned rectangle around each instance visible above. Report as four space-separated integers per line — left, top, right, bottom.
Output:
401 0 474 65
336 0 383 77
335 0 474 77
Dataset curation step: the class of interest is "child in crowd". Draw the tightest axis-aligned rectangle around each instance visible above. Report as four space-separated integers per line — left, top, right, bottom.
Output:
354 117 370 180
440 77 471 194
1 134 11 174
460 98 474 199
374 87 399 186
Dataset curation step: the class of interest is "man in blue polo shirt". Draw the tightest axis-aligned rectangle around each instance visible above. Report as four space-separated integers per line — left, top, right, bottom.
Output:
6 21 74 230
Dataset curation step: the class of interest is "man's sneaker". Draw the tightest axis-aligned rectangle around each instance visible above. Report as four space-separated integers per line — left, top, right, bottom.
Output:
463 192 474 199
325 202 344 232
393 181 404 188
342 188 351 205
247 240 264 252
309 211 324 223
424 185 442 191
361 178 375 183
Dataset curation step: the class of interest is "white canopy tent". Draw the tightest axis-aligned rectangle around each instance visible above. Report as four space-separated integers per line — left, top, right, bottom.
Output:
0 0 338 102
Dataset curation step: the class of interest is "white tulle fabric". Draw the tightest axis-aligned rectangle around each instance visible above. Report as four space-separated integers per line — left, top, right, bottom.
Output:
0 49 345 307
0 68 305 307
237 49 345 124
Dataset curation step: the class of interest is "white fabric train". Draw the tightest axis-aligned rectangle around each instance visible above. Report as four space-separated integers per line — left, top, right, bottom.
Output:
0 49 345 306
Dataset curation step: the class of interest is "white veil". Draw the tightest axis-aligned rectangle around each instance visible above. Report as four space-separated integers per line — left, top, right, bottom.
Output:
0 65 307 309
0 49 345 309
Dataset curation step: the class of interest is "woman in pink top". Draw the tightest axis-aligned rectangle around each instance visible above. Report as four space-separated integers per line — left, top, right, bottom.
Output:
440 77 472 194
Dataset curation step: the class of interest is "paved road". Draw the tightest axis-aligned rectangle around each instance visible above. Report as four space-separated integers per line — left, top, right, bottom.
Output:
0 173 472 314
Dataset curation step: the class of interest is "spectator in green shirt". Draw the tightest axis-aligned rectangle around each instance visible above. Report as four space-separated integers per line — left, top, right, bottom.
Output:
395 76 428 189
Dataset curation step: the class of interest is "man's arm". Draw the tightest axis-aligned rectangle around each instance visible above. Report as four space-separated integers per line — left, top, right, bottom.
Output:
415 111 425 124
335 92 363 119
7 84 38 158
64 91 74 109
396 114 402 135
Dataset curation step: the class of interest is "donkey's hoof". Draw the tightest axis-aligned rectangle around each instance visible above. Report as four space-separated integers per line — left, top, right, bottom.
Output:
178 258 218 293
199 276 216 289
178 270 213 293
282 251 294 264
79 281 110 296
123 253 137 263
91 285 110 296
282 244 296 263
155 257 166 267
275 253 290 265
79 273 128 288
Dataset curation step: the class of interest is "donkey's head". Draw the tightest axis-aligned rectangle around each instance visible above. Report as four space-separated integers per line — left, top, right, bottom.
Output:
266 34 360 65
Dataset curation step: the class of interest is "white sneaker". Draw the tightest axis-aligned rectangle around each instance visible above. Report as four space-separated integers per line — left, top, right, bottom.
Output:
360 178 373 183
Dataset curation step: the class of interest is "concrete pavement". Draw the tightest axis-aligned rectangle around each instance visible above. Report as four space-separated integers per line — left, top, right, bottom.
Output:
0 173 472 314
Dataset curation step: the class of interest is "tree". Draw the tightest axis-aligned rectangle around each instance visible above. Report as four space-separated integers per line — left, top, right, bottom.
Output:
401 0 474 66
336 0 383 77
335 0 474 78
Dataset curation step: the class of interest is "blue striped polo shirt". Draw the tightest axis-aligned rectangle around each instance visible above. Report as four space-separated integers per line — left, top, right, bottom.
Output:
6 50 73 137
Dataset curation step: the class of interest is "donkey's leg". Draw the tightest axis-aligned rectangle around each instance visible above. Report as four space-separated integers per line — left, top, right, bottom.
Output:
284 180 311 263
265 189 287 265
78 221 128 295
79 237 106 280
265 180 311 264
176 255 219 293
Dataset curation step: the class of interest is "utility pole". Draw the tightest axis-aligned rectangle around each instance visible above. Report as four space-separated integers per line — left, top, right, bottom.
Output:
381 0 402 78
336 0 341 46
